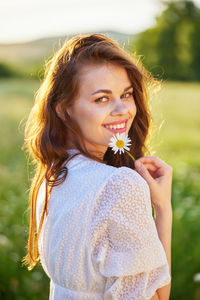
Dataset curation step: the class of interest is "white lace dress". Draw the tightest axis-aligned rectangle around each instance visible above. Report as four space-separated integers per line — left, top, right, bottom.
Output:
36 149 171 300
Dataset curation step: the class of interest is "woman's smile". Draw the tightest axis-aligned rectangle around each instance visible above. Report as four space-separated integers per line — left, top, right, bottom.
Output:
103 119 128 133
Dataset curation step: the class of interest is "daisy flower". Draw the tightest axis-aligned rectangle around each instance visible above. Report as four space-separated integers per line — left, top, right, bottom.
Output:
108 132 135 161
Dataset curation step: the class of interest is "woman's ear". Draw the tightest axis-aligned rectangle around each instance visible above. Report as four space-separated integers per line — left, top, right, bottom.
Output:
55 103 71 121
55 103 64 121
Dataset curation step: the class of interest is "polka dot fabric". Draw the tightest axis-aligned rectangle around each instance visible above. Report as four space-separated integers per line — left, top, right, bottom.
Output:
36 150 171 299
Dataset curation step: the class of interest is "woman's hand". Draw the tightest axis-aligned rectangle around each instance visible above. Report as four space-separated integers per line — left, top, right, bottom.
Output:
134 156 173 211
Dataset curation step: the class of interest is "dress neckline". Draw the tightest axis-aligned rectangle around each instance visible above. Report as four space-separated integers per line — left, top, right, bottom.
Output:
66 149 81 156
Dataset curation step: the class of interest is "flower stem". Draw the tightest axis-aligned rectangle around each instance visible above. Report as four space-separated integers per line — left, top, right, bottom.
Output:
124 150 135 161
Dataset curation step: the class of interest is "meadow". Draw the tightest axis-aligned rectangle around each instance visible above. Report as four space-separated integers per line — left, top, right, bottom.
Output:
0 78 200 299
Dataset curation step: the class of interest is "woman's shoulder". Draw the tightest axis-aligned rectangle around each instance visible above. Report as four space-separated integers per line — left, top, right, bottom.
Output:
103 165 150 193
65 152 149 193
92 165 151 213
76 157 149 191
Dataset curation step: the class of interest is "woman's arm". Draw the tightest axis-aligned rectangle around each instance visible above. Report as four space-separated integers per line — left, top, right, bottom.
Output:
150 206 172 300
153 205 172 299
135 156 173 300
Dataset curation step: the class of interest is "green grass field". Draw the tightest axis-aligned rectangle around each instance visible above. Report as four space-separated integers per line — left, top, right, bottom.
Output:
0 78 200 299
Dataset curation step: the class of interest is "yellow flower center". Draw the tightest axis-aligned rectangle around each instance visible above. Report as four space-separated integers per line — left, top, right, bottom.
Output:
116 140 125 148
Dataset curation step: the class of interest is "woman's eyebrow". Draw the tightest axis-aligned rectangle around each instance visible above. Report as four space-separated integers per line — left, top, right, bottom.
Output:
91 85 133 96
124 85 133 92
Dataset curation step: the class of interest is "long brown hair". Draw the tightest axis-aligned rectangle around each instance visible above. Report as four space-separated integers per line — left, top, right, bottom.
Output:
22 33 157 270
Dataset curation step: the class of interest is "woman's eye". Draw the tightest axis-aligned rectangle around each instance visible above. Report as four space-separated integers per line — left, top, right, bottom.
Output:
122 92 133 99
94 97 108 103
94 92 133 104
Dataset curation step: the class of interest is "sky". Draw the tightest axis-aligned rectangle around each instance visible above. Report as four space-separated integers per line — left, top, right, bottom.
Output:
0 0 199 44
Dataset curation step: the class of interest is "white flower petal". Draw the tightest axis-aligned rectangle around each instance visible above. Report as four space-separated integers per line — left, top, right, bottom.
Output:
116 132 120 139
114 149 118 154
109 138 115 143
108 142 115 147
113 146 118 152
125 136 131 142
124 146 130 151
111 135 117 142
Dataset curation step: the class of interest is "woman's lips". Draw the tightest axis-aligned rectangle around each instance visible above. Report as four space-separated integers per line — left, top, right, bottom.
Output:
103 118 128 126
103 120 127 133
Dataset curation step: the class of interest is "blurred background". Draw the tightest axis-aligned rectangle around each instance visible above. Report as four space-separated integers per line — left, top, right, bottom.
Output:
0 0 200 299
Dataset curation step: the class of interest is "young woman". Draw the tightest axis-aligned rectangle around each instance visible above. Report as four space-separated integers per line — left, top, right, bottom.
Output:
22 33 172 299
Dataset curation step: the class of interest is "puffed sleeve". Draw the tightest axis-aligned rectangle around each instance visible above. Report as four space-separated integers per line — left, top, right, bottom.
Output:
90 167 171 300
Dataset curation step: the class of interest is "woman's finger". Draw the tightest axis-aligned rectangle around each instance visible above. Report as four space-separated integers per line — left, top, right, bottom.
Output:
135 161 163 180
140 164 162 179
136 163 157 172
134 161 154 185
137 156 165 166
137 156 172 172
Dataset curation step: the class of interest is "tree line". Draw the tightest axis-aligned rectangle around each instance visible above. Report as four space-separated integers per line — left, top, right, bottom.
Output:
131 0 200 81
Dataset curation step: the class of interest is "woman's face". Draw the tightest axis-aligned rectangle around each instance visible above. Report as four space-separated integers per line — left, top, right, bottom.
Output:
65 63 137 158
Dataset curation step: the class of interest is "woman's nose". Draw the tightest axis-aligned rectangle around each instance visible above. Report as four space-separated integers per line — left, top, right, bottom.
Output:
110 99 128 115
